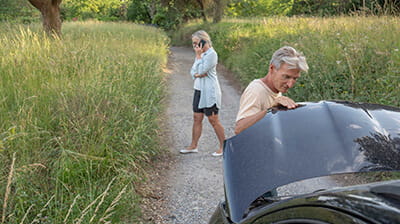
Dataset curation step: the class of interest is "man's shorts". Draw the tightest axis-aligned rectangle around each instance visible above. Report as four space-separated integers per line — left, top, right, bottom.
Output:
193 90 219 117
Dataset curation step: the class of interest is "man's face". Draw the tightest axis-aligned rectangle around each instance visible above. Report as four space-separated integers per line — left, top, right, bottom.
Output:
270 63 301 93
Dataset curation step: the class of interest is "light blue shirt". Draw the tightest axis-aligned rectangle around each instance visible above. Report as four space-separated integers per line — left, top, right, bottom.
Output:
190 47 222 109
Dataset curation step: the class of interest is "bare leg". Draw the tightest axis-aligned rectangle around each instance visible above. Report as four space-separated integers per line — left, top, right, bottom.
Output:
187 112 204 150
207 114 225 154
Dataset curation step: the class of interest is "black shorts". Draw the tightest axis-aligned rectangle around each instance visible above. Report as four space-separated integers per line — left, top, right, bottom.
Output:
193 90 219 116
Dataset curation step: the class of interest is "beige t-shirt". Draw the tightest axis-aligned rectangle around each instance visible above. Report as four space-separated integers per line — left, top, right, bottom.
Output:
236 79 282 122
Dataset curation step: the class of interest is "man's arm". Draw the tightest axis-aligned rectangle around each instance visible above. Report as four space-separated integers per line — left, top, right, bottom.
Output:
234 96 297 135
234 109 268 135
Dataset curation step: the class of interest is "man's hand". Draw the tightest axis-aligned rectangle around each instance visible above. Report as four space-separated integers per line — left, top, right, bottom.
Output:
275 96 298 109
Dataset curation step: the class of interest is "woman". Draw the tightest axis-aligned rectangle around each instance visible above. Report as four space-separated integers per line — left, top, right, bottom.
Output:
180 30 225 157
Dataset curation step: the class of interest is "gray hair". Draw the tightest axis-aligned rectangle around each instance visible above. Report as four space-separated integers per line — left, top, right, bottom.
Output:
270 46 309 73
192 30 212 47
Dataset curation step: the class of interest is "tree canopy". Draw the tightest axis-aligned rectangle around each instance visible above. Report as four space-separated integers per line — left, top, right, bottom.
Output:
0 0 398 31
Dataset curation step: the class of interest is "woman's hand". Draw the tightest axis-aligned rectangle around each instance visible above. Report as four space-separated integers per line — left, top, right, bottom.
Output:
193 46 203 59
194 74 207 78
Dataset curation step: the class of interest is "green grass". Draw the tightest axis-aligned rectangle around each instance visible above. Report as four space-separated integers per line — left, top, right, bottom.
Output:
0 21 169 223
172 16 400 107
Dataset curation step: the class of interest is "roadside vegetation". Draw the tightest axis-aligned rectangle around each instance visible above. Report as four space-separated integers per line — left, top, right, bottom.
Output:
171 16 400 107
1 0 400 223
0 21 169 223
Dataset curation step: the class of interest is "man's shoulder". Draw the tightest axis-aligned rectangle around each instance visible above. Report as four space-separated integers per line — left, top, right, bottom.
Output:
245 79 265 91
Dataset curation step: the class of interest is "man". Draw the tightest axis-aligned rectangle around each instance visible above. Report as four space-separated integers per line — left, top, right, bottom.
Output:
235 46 309 135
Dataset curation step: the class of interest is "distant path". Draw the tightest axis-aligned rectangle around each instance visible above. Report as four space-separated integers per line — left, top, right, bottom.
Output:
159 46 241 224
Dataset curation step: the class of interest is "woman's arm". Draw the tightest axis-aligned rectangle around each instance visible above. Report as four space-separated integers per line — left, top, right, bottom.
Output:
193 51 217 76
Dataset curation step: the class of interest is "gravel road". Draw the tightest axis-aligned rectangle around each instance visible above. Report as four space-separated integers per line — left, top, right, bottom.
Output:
151 46 340 224
159 46 240 224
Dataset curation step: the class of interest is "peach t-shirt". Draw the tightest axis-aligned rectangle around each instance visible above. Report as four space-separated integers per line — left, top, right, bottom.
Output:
236 79 282 122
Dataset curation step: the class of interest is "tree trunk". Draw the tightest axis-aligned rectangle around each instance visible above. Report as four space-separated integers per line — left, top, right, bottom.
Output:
196 0 207 22
213 0 226 23
28 0 62 37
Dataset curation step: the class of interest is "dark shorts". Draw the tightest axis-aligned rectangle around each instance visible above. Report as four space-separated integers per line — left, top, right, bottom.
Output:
193 90 219 117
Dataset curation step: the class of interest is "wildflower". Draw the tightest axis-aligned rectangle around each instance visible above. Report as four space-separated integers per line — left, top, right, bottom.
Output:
336 61 342 64
395 49 399 52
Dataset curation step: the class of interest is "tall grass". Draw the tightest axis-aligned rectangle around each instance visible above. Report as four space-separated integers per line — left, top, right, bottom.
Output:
0 21 169 223
172 16 400 107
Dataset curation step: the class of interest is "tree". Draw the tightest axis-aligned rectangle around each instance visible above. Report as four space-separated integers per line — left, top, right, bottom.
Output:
195 0 208 22
213 0 227 23
27 0 62 36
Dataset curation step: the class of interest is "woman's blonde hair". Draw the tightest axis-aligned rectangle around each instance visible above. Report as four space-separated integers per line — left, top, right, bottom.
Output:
192 30 212 47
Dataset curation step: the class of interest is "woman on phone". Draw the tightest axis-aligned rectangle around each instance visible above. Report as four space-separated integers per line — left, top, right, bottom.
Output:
180 30 225 157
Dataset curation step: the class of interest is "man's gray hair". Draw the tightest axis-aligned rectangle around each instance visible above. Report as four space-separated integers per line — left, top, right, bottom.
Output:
270 46 309 73
192 30 212 47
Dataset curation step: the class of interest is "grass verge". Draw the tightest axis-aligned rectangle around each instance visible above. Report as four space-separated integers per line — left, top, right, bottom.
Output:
0 21 169 223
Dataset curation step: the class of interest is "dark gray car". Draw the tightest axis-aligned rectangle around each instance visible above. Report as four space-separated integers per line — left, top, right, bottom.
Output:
210 100 400 224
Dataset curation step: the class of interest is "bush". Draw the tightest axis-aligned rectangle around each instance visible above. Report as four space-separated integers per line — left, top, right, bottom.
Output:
127 0 152 24
61 0 127 21
0 0 40 23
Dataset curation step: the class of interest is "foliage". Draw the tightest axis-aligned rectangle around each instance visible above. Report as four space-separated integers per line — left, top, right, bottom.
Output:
288 0 399 16
0 21 169 223
0 0 40 23
226 0 400 17
172 16 400 107
226 0 293 17
126 0 216 30
61 0 128 21
126 0 153 24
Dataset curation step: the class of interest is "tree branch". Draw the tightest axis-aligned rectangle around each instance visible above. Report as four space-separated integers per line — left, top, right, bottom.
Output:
27 0 44 10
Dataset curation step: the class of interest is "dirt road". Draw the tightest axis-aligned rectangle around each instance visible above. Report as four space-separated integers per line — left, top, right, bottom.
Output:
155 46 241 224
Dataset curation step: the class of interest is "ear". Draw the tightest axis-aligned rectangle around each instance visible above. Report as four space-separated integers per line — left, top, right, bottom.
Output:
269 64 274 72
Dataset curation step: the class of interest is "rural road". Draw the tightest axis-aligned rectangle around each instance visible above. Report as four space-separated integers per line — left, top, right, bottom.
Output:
141 46 341 224
159 46 241 224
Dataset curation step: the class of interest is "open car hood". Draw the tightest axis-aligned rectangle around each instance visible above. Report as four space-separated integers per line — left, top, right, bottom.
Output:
224 100 400 223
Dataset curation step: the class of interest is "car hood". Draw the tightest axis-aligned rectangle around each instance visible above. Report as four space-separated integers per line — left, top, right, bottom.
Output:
224 100 400 223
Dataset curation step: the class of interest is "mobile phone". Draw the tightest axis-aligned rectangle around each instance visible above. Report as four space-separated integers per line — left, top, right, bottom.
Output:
198 39 206 48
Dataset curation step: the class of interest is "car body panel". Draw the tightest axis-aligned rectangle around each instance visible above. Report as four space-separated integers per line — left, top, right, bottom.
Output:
223 100 400 223
244 179 400 224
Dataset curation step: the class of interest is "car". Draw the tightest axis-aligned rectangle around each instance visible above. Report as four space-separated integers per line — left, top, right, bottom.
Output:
209 100 400 224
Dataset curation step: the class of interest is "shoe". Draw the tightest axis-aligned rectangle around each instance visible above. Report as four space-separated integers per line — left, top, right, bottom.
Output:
180 148 198 154
212 152 223 157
